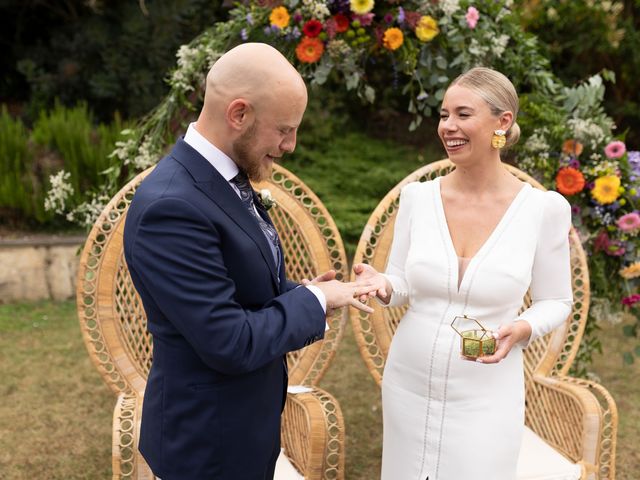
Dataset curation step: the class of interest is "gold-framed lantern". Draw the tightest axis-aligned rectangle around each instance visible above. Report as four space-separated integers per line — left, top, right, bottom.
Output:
450 314 497 359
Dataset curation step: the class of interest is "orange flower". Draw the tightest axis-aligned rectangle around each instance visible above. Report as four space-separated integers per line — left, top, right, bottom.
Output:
270 6 290 29
383 27 404 50
562 139 584 156
556 167 585 195
296 37 325 63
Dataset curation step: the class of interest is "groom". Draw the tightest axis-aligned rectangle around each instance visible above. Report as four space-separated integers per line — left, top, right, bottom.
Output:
124 43 373 479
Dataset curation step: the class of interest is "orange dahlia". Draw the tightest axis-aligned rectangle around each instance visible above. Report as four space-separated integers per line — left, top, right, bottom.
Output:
556 167 585 195
562 139 584 156
383 27 404 50
296 37 325 63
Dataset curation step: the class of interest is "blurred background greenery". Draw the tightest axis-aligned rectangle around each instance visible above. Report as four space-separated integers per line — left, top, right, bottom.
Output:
1 0 639 232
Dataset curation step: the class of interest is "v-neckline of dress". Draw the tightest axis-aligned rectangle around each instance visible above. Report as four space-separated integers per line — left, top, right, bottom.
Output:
433 176 530 295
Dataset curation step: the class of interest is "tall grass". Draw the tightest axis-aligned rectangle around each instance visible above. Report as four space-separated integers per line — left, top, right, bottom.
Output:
0 106 41 222
31 101 124 206
0 102 126 228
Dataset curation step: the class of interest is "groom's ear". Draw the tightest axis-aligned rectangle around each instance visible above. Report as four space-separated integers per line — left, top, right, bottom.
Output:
226 98 253 131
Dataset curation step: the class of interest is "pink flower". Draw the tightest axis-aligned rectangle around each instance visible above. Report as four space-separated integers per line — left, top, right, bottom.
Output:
604 140 626 159
593 230 610 252
465 6 480 29
606 240 626 256
622 294 640 307
617 211 640 232
353 13 375 26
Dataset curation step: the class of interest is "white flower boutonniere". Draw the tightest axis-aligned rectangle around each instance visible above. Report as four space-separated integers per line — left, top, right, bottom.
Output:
259 189 276 211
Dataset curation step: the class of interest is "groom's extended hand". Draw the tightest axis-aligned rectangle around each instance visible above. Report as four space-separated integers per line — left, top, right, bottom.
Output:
302 269 377 314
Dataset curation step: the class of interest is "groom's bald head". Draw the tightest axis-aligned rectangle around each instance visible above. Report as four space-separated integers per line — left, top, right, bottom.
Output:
194 43 308 181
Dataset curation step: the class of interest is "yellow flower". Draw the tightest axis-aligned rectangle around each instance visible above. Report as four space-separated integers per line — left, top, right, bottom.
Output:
591 175 621 204
350 0 374 15
270 6 290 29
383 27 404 51
620 262 640 280
415 15 439 42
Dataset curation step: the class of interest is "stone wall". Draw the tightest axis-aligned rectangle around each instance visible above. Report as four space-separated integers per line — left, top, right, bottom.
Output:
0 236 85 303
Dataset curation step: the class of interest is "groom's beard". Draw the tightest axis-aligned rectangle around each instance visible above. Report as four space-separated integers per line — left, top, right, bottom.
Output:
233 120 272 182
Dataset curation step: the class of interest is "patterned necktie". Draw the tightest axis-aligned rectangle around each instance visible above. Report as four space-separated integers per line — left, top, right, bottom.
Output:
231 171 281 270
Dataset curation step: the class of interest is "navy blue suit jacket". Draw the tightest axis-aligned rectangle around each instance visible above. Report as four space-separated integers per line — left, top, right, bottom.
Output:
123 139 326 479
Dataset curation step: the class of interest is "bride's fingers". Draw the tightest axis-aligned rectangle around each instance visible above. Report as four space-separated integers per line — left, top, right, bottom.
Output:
349 297 374 313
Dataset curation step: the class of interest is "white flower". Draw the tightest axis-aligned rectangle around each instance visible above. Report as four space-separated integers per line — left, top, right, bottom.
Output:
69 193 111 229
492 34 510 57
259 189 277 210
44 170 74 214
131 136 160 170
524 130 550 154
439 0 460 17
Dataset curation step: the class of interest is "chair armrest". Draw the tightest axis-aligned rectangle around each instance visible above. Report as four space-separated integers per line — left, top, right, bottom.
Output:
526 374 618 480
557 375 618 480
112 392 154 479
281 387 345 480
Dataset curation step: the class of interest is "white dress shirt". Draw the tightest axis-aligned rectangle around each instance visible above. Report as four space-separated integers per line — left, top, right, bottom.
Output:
183 123 326 313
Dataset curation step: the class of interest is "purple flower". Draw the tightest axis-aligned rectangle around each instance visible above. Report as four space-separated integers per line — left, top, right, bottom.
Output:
294 13 303 23
571 204 581 216
246 13 254 25
290 26 301 39
384 13 394 24
568 158 580 169
629 151 640 175
398 7 405 24
240 28 248 40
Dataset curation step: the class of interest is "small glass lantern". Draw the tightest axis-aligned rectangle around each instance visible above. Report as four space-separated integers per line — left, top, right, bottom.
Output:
450 314 496 359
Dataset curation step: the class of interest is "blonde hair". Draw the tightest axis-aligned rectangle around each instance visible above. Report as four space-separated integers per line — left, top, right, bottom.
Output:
450 67 521 148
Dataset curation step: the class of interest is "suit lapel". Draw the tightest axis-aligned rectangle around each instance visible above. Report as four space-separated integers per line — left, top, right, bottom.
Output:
171 139 280 289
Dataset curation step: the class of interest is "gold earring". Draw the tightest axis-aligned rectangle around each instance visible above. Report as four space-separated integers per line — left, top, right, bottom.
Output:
491 129 506 149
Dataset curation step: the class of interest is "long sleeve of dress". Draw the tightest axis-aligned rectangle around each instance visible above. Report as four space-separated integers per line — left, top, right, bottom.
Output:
382 183 417 307
517 191 573 345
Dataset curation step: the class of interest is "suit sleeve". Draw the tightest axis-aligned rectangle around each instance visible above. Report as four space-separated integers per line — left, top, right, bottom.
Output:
382 183 416 307
517 191 573 345
126 196 326 375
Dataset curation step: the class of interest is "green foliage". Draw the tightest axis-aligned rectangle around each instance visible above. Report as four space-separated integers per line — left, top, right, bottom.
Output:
3 0 229 123
0 103 127 228
515 0 640 147
0 106 40 223
32 101 124 204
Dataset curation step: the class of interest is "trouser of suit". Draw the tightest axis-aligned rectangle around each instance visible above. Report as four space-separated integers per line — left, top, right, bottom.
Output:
154 441 281 480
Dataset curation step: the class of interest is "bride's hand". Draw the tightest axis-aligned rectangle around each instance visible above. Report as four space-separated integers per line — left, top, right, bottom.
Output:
352 263 392 305
473 320 532 364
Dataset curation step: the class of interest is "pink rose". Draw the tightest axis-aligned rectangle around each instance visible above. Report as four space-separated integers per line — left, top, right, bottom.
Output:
604 140 626 159
466 6 480 29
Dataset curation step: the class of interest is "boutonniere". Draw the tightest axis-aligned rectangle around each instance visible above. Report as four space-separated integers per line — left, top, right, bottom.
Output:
259 189 276 211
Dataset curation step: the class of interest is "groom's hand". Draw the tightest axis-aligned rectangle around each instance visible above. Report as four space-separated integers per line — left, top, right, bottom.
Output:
314 279 377 314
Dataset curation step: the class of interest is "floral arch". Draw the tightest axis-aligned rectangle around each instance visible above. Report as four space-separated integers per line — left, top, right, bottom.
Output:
46 0 639 364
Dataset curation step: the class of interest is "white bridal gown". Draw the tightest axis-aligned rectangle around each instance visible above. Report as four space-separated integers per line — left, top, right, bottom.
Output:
381 177 573 480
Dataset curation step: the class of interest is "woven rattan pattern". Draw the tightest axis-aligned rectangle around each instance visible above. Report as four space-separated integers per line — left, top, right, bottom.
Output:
281 388 345 480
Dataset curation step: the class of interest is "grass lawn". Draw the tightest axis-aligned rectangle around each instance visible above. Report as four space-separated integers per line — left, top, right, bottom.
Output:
0 300 638 479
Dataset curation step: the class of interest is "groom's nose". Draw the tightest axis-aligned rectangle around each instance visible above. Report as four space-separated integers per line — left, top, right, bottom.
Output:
280 130 297 153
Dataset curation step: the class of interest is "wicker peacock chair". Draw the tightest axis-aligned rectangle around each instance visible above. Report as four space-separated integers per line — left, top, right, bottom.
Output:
77 162 348 479
350 159 618 480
